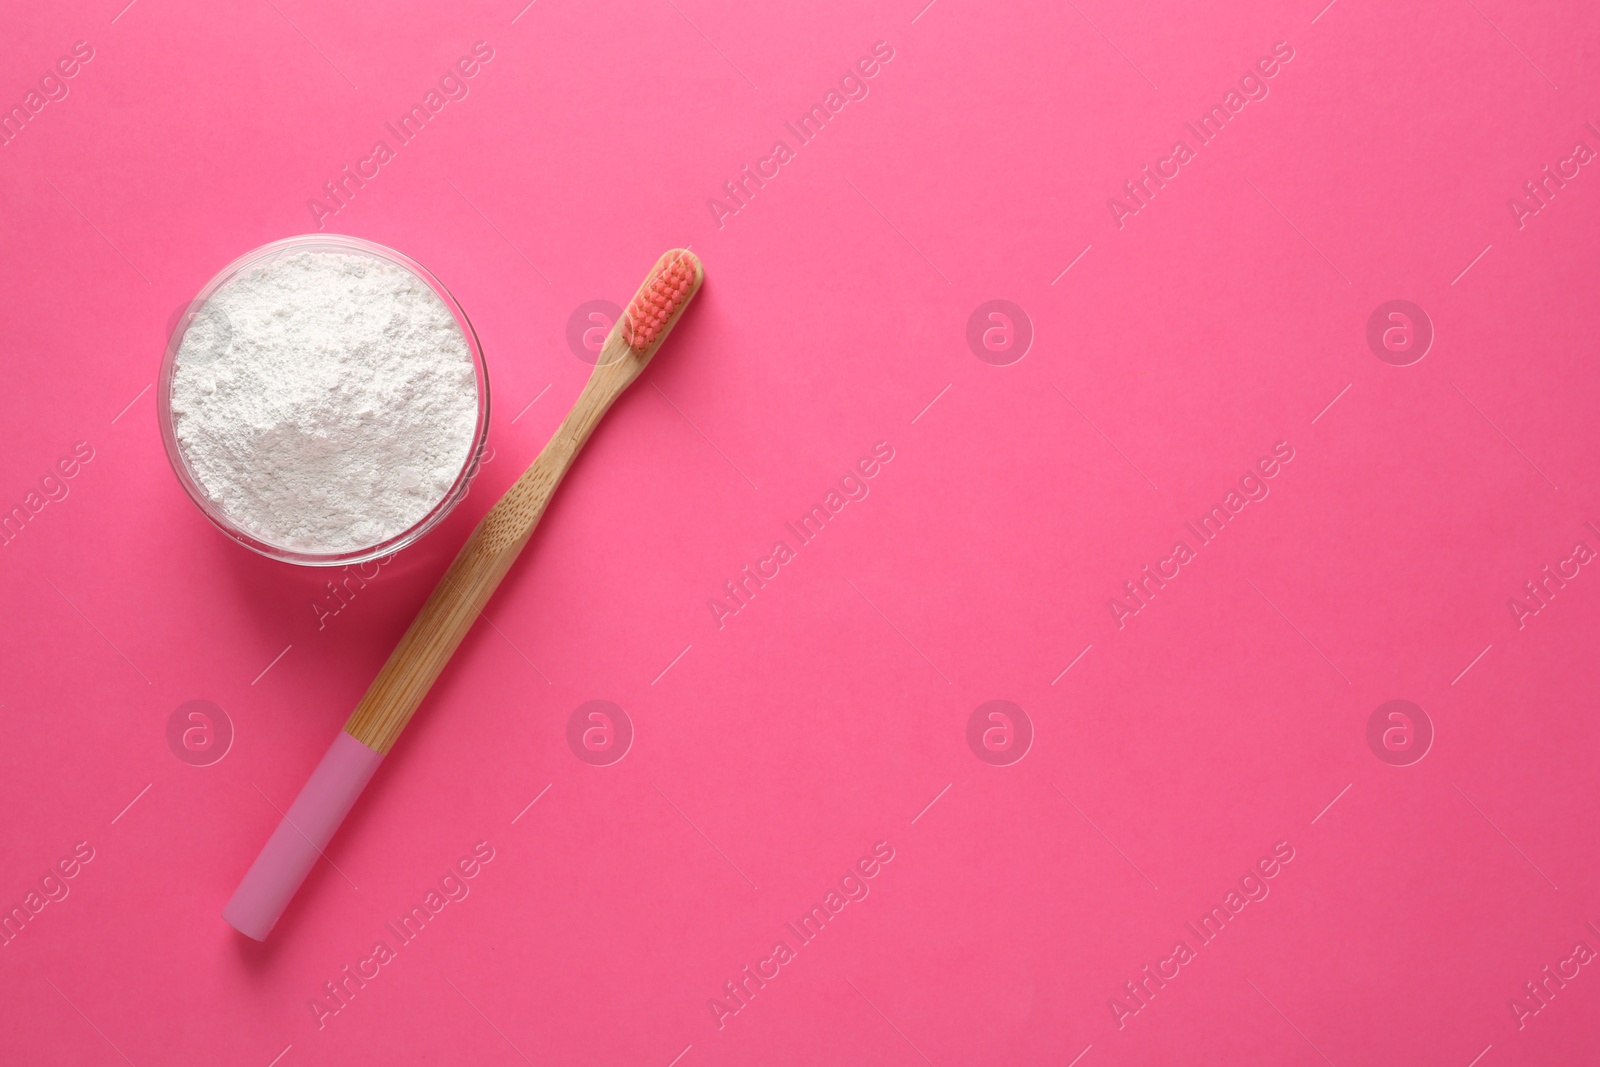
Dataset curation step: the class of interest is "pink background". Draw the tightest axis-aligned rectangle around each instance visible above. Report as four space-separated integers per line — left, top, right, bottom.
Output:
4 0 1600 1064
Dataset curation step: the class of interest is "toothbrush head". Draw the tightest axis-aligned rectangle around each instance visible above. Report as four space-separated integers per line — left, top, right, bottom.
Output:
621 249 702 352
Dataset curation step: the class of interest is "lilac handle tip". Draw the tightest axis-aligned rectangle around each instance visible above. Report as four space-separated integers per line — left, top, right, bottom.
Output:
223 731 383 940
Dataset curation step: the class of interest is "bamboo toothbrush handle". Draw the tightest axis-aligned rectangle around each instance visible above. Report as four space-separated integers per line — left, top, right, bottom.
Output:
344 359 631 753
223 250 702 941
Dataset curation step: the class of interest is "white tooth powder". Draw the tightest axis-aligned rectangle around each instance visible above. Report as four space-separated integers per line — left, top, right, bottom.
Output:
169 249 480 555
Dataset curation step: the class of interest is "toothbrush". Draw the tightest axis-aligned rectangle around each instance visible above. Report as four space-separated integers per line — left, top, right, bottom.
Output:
224 249 704 939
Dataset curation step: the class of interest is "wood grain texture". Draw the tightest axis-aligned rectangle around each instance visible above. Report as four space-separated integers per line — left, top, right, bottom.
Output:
344 249 703 753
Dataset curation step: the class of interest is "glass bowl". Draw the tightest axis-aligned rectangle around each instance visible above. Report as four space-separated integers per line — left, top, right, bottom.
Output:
158 234 490 567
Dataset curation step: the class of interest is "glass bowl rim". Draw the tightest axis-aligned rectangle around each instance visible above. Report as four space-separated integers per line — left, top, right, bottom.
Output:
157 233 490 567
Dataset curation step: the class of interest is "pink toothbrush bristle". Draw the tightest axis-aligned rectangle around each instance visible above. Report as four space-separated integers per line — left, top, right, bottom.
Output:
622 252 695 350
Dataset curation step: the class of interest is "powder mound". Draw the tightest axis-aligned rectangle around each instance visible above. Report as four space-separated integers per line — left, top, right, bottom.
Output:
170 250 479 555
